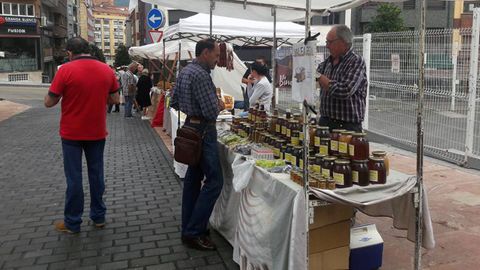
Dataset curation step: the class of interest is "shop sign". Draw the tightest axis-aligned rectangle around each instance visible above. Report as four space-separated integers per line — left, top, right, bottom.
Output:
0 25 37 35
0 16 37 26
0 16 37 35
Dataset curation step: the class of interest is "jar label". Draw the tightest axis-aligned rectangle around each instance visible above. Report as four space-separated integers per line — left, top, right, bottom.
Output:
299 159 303 169
339 142 348 154
352 171 359 183
286 129 291 137
314 137 320 147
286 153 291 163
299 132 304 141
331 140 338 151
333 172 344 185
322 168 330 178
274 148 280 157
349 144 355 156
370 170 378 182
276 124 280 133
313 165 321 173
291 137 299 146
291 156 297 167
282 126 286 135
319 145 329 156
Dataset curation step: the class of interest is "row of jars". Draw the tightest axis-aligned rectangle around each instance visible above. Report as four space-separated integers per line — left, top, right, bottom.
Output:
293 155 386 187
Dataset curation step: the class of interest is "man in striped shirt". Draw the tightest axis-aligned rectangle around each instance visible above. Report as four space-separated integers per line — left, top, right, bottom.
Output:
317 25 368 132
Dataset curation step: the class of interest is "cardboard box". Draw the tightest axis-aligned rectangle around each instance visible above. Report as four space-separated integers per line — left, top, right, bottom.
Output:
349 224 384 270
309 220 351 254
309 204 354 230
309 245 350 270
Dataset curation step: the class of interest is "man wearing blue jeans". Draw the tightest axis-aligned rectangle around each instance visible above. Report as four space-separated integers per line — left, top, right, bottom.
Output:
121 62 138 118
171 38 225 250
44 37 119 233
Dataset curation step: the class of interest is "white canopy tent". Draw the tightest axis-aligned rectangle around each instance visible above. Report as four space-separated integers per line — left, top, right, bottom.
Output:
134 0 406 22
163 13 305 46
129 40 247 100
132 1 430 269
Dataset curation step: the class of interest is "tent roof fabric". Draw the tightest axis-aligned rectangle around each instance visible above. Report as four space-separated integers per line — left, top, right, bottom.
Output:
137 0 406 21
164 13 305 46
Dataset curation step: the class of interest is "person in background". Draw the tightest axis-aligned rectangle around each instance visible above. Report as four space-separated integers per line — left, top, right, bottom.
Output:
136 68 153 120
248 61 273 112
44 37 119 234
121 62 138 118
107 65 121 113
316 25 367 132
235 56 272 111
171 38 224 251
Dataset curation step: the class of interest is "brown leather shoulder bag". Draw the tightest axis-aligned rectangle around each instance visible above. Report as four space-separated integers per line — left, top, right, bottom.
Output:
174 125 203 166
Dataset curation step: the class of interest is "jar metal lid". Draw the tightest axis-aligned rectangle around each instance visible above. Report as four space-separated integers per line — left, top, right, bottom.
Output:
369 156 385 162
323 156 337 161
352 132 367 137
341 131 355 135
317 126 329 130
315 153 327 158
372 150 387 156
352 159 369 163
332 129 347 133
334 159 351 164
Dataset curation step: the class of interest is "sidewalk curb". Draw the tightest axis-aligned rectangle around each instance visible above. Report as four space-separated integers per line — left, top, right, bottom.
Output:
0 83 50 88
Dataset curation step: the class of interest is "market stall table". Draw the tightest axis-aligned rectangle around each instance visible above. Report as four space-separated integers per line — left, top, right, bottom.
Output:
209 139 435 270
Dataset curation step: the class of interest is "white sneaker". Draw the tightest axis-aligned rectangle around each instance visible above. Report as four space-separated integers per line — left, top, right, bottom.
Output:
141 116 150 120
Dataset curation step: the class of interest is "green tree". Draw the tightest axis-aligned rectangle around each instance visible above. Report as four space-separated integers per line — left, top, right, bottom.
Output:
89 43 106 63
114 44 131 67
366 3 406 33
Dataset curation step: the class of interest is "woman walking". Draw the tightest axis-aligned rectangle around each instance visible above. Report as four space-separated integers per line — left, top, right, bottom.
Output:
136 68 153 120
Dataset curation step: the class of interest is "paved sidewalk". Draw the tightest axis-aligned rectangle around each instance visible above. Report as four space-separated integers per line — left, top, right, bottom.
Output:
0 103 237 270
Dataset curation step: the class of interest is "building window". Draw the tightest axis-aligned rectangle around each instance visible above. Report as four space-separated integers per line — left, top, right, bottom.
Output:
19 3 26 15
27 4 33 16
403 0 415 10
427 0 446 10
2 2 11 15
0 2 35 16
0 38 40 72
11 2 17 15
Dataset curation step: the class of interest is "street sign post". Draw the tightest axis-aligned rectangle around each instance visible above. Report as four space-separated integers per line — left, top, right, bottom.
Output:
148 30 163 43
147 8 165 29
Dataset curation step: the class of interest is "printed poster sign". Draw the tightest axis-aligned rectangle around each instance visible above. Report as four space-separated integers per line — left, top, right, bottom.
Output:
275 46 293 89
292 41 316 104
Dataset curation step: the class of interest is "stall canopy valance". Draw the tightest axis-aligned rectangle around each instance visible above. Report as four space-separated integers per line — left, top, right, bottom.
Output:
134 0 407 22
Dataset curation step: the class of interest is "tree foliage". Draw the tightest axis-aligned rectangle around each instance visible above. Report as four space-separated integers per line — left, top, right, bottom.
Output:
366 3 406 33
114 44 131 67
89 43 106 63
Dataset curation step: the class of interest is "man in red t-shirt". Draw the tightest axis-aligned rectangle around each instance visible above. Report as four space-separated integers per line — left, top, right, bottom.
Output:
44 37 119 234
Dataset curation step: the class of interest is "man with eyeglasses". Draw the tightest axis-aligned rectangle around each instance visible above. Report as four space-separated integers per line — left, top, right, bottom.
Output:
317 25 367 132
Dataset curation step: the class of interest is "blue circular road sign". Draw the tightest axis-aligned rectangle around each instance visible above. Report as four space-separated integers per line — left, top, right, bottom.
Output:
147 9 165 29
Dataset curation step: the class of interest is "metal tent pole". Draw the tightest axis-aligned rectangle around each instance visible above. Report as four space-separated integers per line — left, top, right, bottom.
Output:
210 0 215 37
303 1 311 269
271 6 277 108
414 0 426 269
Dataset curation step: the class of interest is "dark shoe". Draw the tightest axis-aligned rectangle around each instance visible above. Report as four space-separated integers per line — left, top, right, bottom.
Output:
93 221 105 228
181 235 216 251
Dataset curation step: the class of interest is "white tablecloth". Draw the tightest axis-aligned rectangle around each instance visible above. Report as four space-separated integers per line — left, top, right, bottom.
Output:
209 142 435 270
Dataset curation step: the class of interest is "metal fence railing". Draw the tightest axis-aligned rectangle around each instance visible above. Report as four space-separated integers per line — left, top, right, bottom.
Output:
275 23 480 166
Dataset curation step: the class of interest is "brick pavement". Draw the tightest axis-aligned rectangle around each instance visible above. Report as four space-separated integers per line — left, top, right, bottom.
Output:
0 102 238 270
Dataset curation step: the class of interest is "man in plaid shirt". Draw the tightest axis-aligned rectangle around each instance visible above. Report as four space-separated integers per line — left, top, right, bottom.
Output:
317 25 367 132
171 38 225 251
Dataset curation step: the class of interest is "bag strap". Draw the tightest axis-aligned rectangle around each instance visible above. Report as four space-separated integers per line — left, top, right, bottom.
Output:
177 108 181 128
